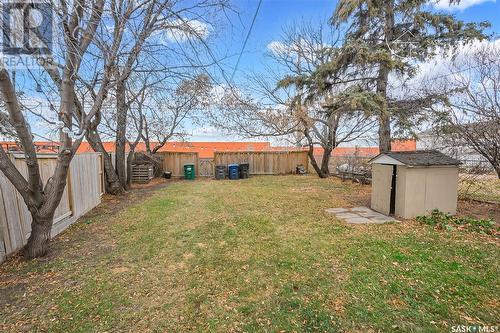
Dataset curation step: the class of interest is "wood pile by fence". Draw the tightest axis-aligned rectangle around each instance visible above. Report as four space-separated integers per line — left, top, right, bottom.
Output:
131 164 154 183
0 153 103 263
214 151 309 175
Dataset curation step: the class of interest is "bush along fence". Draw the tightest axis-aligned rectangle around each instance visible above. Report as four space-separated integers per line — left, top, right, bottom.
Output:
0 153 104 263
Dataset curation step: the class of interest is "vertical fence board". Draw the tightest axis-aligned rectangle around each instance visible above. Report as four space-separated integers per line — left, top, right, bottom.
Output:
0 153 102 263
0 183 12 254
70 153 102 217
159 152 199 177
0 169 26 253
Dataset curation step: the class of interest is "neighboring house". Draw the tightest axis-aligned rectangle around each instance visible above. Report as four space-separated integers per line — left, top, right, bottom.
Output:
312 139 417 162
0 141 60 153
416 130 493 170
309 139 417 174
0 139 418 166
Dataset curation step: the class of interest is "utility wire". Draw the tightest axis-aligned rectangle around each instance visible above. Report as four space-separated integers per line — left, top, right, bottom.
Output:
230 0 263 83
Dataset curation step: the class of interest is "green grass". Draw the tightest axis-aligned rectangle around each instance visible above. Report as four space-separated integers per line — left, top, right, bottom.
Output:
1 176 498 332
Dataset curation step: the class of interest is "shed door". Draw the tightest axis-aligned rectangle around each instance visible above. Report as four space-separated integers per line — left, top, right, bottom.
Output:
371 164 393 215
389 165 397 215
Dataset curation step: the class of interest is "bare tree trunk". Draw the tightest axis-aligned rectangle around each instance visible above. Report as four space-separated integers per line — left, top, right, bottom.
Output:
303 128 328 178
320 147 332 177
115 79 128 189
378 110 391 153
24 213 54 259
126 150 135 188
376 0 395 153
0 0 105 259
86 130 124 194
307 149 328 178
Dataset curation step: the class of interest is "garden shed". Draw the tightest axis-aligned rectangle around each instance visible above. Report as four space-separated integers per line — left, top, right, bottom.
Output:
369 150 461 219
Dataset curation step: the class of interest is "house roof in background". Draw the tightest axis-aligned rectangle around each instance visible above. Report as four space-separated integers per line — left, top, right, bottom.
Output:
370 150 461 166
312 140 416 157
0 141 60 153
1 139 417 159
76 141 272 158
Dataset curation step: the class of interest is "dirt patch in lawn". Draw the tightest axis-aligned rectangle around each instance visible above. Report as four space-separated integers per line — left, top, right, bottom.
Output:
85 177 175 217
457 200 499 222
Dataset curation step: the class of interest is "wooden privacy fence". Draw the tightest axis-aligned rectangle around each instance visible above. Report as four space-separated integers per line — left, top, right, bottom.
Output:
0 153 103 263
214 151 309 175
158 152 199 177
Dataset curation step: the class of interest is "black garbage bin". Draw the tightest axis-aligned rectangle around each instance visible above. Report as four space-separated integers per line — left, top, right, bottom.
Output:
215 165 226 180
239 163 249 179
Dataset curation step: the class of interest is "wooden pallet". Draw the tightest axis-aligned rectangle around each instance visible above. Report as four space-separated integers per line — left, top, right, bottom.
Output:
132 164 154 183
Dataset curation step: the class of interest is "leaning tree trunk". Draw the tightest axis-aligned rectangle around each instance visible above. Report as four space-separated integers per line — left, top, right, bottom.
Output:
86 130 124 194
376 64 392 153
303 129 328 178
24 159 73 258
24 213 54 259
319 147 333 177
115 79 128 189
376 0 394 153
125 150 135 189
307 146 328 178
378 111 391 153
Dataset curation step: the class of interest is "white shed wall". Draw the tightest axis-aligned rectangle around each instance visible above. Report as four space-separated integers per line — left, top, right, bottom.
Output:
371 164 393 215
399 166 458 218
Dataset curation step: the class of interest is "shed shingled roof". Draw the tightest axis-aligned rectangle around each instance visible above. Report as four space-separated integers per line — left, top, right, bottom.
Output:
369 150 461 166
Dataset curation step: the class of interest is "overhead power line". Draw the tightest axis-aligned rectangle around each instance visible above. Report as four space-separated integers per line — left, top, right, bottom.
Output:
230 0 263 82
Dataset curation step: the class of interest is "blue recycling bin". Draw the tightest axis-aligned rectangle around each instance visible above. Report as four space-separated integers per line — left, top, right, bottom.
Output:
228 164 240 180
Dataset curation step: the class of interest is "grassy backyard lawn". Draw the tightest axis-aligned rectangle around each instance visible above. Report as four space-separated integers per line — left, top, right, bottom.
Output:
1 176 498 332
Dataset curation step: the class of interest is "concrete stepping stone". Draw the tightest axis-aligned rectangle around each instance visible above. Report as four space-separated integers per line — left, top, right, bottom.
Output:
325 208 348 214
370 216 397 223
345 216 372 224
326 206 398 224
358 212 389 218
335 213 361 219
350 206 373 213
